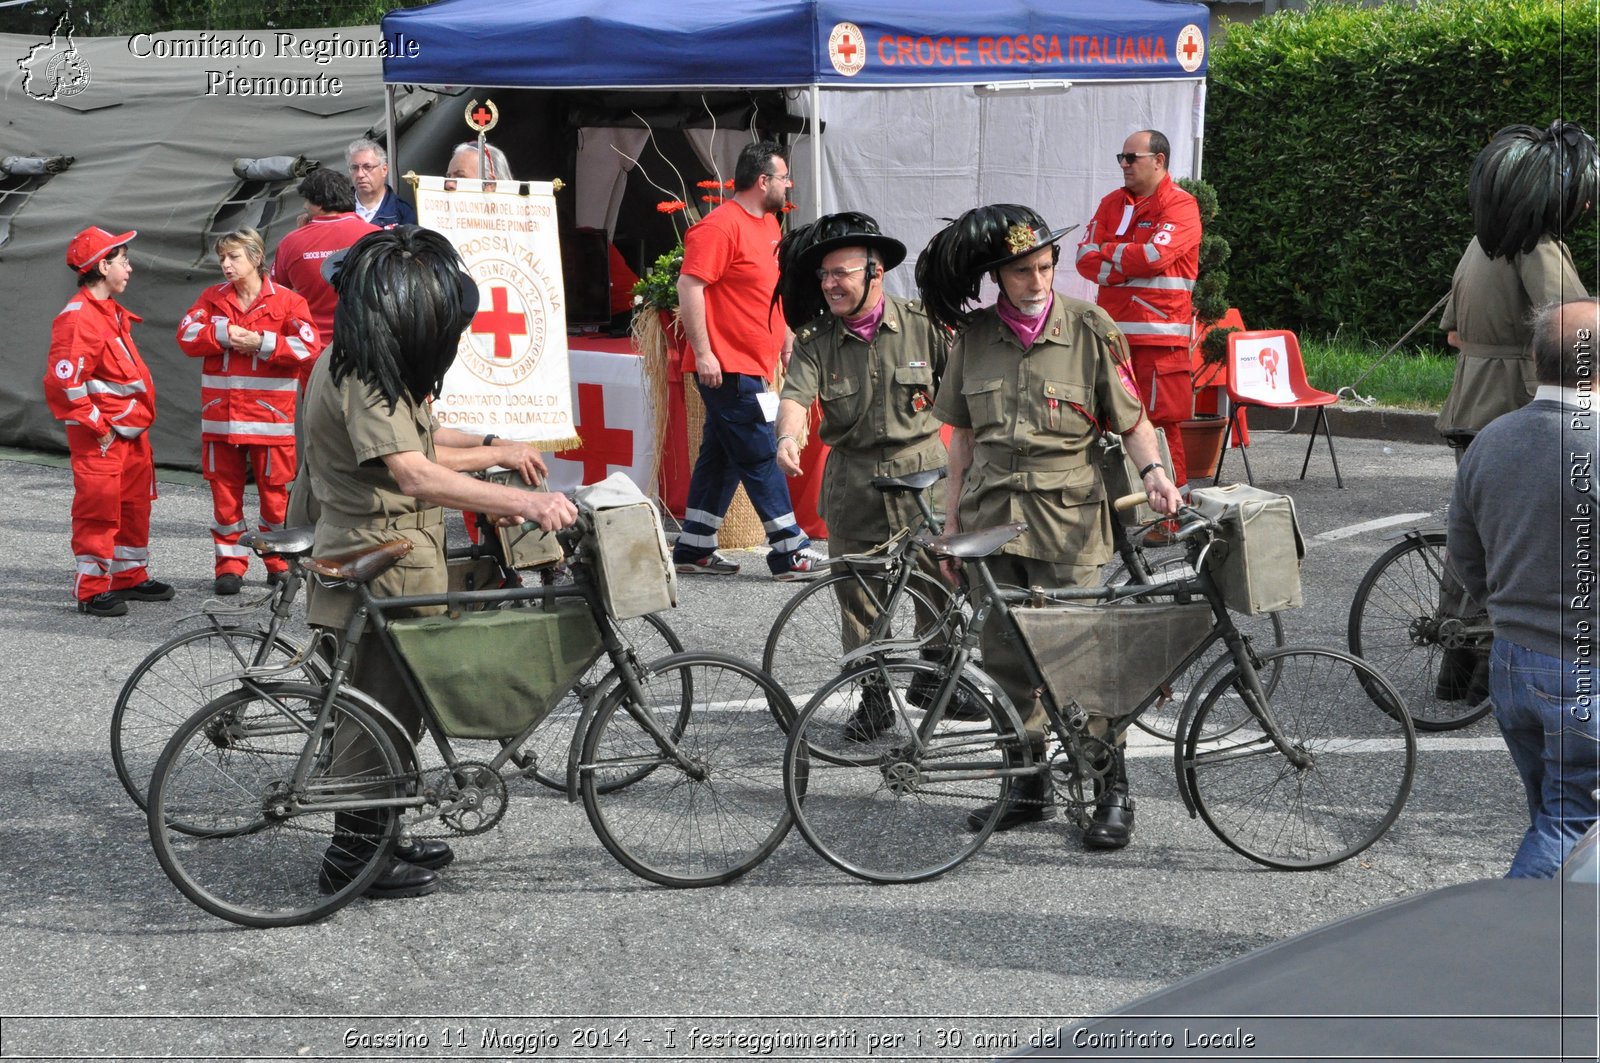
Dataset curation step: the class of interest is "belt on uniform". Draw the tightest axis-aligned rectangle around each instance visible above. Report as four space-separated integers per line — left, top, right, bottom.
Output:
1460 343 1528 360
976 443 1081 472
319 507 445 531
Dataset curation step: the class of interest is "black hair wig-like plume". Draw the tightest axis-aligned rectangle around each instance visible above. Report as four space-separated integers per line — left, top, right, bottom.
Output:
1470 119 1598 260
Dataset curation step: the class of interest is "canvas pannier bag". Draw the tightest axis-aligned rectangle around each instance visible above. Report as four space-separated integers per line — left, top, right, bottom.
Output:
387 600 603 739
484 470 565 570
1187 483 1306 614
1012 600 1214 719
573 472 678 621
1099 428 1174 526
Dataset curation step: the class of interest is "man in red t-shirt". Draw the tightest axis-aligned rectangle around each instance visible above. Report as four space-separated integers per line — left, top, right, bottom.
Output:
270 169 378 370
672 141 821 580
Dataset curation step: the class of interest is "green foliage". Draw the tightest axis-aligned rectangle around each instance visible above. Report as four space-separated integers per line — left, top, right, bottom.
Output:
1207 0 1599 347
633 246 685 312
1299 336 1457 410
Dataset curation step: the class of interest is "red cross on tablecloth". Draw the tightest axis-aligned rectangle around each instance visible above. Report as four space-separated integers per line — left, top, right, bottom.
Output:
558 382 635 482
471 287 527 360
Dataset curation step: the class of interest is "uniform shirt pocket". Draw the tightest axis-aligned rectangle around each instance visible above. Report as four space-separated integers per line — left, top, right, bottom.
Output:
1041 380 1094 434
962 377 1004 430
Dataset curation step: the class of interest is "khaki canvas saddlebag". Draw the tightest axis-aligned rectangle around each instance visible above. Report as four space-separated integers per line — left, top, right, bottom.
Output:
484 469 565 570
1187 483 1306 614
574 473 678 621
387 601 603 739
1012 600 1214 719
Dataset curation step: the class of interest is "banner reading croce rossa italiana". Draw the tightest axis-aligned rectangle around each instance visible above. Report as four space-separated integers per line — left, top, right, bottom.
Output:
415 175 579 450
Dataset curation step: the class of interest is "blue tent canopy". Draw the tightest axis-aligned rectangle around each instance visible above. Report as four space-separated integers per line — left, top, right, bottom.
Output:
381 0 1209 89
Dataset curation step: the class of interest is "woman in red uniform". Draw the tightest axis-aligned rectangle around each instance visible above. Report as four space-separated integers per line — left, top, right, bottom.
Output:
177 228 321 594
43 227 174 618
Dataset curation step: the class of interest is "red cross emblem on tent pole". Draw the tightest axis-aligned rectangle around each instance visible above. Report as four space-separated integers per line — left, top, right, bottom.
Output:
463 97 500 133
472 286 527 360
558 383 635 482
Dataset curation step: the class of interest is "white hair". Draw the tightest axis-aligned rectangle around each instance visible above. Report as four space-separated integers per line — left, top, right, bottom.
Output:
345 137 388 167
450 141 513 180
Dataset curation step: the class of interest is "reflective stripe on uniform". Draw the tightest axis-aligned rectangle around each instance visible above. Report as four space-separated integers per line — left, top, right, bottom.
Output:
675 529 719 550
201 374 297 391
683 508 725 530
200 419 295 436
1121 276 1196 291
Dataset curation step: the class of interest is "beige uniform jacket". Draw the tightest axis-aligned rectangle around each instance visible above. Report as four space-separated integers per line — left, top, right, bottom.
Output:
296 355 447 630
932 294 1144 564
1437 235 1587 436
781 295 949 543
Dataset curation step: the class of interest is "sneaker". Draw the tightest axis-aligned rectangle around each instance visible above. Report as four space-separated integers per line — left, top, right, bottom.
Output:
675 552 740 576
213 573 244 596
771 548 826 582
120 578 175 602
77 592 128 618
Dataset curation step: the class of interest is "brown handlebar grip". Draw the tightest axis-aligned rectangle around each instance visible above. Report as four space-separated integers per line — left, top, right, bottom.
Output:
1112 492 1149 513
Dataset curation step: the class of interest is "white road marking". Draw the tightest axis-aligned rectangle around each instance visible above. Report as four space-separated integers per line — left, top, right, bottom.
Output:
1308 512 1432 545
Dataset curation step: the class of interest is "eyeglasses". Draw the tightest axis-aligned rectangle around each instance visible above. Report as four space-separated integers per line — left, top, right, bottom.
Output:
815 265 868 282
1115 152 1157 165
349 162 384 173
763 171 794 186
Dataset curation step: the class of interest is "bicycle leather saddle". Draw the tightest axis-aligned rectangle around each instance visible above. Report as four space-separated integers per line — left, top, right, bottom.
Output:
303 539 414 583
914 521 1026 559
870 467 947 492
239 526 317 558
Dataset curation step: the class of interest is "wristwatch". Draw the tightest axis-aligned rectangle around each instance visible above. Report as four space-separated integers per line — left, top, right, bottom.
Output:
482 433 498 447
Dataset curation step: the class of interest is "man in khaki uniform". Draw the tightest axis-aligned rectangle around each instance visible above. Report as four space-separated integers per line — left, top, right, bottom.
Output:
919 203 1181 847
774 212 954 738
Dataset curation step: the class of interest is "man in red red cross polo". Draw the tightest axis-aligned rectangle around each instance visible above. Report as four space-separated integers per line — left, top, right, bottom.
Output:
1076 129 1202 493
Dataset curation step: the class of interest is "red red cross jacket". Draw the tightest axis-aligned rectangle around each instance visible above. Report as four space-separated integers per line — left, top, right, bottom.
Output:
43 291 157 438
176 279 321 446
1075 173 1201 351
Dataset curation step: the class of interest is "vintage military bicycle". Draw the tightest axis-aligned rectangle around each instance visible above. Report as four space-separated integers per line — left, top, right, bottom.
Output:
145 513 793 927
781 496 1417 884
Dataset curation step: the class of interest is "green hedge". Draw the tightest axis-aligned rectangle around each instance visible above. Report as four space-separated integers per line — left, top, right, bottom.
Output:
1206 0 1599 347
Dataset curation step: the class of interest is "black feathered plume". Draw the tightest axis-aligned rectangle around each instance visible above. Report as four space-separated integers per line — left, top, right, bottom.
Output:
915 204 1059 334
1470 119 1598 260
329 226 478 413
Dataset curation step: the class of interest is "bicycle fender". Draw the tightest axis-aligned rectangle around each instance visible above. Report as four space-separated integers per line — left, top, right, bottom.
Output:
318 683 417 765
564 664 622 802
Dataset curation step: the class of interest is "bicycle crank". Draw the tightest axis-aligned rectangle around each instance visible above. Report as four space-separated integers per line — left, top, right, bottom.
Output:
425 761 509 836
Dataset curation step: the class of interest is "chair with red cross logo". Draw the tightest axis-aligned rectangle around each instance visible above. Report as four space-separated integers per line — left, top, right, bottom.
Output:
1215 329 1343 489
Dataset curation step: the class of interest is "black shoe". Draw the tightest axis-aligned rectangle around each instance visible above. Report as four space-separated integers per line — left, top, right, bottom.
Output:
319 852 439 899
1434 647 1477 701
1465 656 1491 705
909 671 990 720
843 685 894 742
121 578 175 602
265 570 288 588
77 592 128 618
213 573 244 596
1083 783 1136 850
394 837 454 870
967 774 1056 832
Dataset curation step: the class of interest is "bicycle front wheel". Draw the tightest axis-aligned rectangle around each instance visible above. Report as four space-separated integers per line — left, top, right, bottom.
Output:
578 652 795 887
1177 647 1416 870
785 660 1022 884
763 567 955 711
112 625 327 812
1348 532 1492 731
147 682 405 928
523 612 684 792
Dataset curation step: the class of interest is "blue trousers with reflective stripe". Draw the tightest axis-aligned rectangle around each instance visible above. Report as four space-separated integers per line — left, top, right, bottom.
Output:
673 374 809 574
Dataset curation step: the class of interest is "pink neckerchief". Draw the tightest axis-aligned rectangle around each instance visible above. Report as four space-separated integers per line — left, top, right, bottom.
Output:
843 298 886 344
996 291 1054 348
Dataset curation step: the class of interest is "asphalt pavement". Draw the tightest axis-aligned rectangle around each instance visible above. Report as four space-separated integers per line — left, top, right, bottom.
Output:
0 424 1530 1062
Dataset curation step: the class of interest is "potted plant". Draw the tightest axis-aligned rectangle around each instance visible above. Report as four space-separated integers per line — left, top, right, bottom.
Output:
1177 176 1240 479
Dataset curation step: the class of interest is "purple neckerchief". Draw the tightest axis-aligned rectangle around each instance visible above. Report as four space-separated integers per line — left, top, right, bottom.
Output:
843 298 886 344
996 292 1053 348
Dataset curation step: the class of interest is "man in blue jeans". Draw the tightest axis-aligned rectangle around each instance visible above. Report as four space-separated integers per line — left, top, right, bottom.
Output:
1449 297 1600 878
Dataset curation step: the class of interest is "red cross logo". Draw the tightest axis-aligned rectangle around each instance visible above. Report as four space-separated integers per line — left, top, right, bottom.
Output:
1181 37 1199 61
471 105 494 129
837 34 857 63
557 383 635 483
471 287 527 361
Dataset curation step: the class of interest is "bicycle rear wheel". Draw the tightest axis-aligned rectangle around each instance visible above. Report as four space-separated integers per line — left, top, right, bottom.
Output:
784 660 1022 884
1348 532 1492 731
763 567 955 711
147 682 405 927
1106 556 1287 741
112 625 327 812
578 652 795 887
522 612 683 792
1177 647 1416 870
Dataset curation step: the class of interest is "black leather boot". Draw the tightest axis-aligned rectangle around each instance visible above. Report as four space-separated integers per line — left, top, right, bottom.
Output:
1434 647 1478 701
1083 750 1135 850
320 812 440 899
966 770 1056 832
394 836 455 870
843 680 895 742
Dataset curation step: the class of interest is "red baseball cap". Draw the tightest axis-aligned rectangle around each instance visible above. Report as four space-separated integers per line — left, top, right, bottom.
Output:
66 226 136 271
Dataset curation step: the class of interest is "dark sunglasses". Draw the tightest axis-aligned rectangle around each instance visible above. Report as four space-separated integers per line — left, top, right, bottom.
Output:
1115 151 1157 165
